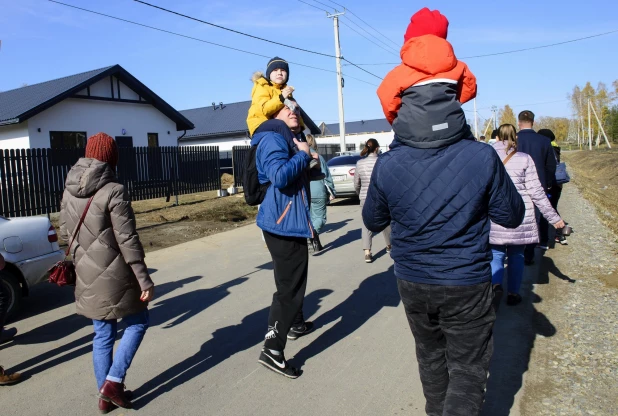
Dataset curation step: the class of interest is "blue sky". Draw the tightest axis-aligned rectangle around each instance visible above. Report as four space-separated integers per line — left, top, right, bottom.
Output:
1 0 617 126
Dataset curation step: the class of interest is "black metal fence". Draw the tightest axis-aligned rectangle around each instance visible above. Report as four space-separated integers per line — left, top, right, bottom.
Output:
0 146 220 218
232 145 251 187
219 151 233 174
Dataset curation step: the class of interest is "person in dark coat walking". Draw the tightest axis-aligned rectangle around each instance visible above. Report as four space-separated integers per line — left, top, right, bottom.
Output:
516 111 558 261
366 41 525 415
538 128 568 245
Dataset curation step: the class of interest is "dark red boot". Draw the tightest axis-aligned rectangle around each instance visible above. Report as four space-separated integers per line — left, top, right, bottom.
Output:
99 380 133 409
98 398 117 414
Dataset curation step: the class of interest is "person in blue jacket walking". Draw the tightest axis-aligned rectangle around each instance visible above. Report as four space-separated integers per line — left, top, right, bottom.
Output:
306 134 335 254
251 103 317 379
363 119 525 413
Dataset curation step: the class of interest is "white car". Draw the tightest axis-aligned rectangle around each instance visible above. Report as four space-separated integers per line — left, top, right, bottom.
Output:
327 154 363 198
0 216 65 317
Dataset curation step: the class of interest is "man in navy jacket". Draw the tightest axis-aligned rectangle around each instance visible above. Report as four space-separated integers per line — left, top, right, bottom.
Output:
517 110 557 260
363 126 524 415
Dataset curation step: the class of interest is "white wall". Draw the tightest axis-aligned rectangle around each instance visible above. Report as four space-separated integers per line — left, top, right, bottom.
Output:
181 135 250 152
27 98 179 148
0 122 30 149
317 131 395 151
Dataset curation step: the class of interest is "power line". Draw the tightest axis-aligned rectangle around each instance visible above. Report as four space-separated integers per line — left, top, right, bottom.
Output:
297 0 329 13
340 16 399 55
341 58 383 80
324 0 400 48
133 0 383 80
341 28 618 65
339 19 398 57
48 1 380 87
132 0 336 58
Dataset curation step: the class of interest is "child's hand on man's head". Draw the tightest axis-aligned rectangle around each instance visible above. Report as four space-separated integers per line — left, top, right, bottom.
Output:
282 86 294 99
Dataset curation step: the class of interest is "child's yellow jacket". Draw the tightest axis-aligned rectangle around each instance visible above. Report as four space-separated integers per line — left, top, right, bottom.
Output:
247 72 304 136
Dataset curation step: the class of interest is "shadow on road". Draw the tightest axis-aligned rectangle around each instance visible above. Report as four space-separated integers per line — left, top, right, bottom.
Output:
9 275 218 377
539 256 576 284
131 288 334 409
292 266 400 369
313 228 361 256
482 251 557 416
330 198 360 207
321 219 352 234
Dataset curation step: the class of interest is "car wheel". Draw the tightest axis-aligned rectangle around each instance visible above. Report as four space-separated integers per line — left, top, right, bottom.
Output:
0 270 22 319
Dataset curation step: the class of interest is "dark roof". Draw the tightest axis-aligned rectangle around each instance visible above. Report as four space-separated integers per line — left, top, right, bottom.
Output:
0 65 194 131
323 118 392 136
179 101 321 140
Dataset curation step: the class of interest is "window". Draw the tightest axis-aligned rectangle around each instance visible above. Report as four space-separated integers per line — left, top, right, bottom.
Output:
147 133 159 147
327 155 362 167
50 131 87 149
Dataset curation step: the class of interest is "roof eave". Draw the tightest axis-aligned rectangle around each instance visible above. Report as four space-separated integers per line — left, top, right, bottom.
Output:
0 118 21 127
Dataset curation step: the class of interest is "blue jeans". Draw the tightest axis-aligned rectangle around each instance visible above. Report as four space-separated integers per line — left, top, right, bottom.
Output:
92 309 150 389
491 245 525 294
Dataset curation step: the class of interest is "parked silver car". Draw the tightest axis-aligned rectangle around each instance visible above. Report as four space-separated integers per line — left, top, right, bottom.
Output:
327 154 362 198
0 216 64 317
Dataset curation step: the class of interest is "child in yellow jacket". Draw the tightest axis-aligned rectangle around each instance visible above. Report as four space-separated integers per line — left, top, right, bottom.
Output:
247 57 305 137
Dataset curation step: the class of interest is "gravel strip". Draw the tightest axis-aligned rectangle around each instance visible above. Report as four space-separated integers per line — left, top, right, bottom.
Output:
520 183 618 416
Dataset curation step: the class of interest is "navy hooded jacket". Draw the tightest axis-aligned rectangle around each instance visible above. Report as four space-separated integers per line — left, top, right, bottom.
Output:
363 130 525 286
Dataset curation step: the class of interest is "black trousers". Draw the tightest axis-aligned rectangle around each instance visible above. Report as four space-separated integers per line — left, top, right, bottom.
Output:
397 280 495 416
0 272 9 329
524 207 547 261
263 231 308 351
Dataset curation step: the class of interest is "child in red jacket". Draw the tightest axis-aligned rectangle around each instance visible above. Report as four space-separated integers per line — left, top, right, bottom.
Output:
377 8 477 148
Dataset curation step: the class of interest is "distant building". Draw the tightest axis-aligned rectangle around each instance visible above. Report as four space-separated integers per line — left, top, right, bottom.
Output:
318 118 393 151
0 65 194 150
179 101 321 151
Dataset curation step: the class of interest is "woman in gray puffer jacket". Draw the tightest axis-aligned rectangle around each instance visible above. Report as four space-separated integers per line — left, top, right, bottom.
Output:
60 133 154 413
354 139 391 263
490 125 564 305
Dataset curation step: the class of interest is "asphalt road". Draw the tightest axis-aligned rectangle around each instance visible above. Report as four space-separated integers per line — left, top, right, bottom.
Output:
0 201 530 415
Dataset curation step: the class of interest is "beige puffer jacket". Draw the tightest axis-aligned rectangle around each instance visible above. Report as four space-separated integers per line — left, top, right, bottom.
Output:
354 153 379 201
60 158 153 321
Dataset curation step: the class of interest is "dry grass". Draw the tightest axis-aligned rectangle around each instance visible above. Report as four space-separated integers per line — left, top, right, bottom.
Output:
51 191 258 252
562 149 618 238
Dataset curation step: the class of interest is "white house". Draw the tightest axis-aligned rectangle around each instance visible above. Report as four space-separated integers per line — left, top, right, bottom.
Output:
318 119 394 150
178 101 321 151
0 65 194 150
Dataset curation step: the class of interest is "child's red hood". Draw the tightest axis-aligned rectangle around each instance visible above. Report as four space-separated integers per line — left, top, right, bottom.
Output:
400 35 457 75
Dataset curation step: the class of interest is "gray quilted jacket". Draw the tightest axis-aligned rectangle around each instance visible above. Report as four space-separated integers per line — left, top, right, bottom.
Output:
354 153 378 201
490 141 561 245
60 158 153 320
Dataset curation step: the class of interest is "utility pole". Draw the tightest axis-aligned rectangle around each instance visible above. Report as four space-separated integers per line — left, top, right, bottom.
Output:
589 101 612 148
588 99 593 150
491 105 498 129
327 10 346 153
473 98 479 139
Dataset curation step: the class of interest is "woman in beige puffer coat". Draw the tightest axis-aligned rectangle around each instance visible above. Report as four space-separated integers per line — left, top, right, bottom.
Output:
60 133 154 413
354 139 391 263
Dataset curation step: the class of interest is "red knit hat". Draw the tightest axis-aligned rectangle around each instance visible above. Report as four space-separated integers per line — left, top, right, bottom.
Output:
85 132 119 169
403 7 449 43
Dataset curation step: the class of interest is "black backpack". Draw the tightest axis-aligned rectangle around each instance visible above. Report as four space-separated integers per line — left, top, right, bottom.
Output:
243 144 270 206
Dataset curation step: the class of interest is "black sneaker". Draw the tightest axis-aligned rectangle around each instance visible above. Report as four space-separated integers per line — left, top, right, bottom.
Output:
258 349 300 379
287 321 314 340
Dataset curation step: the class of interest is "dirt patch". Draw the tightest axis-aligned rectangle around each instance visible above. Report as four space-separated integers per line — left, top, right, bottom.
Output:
562 149 618 238
51 191 258 253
